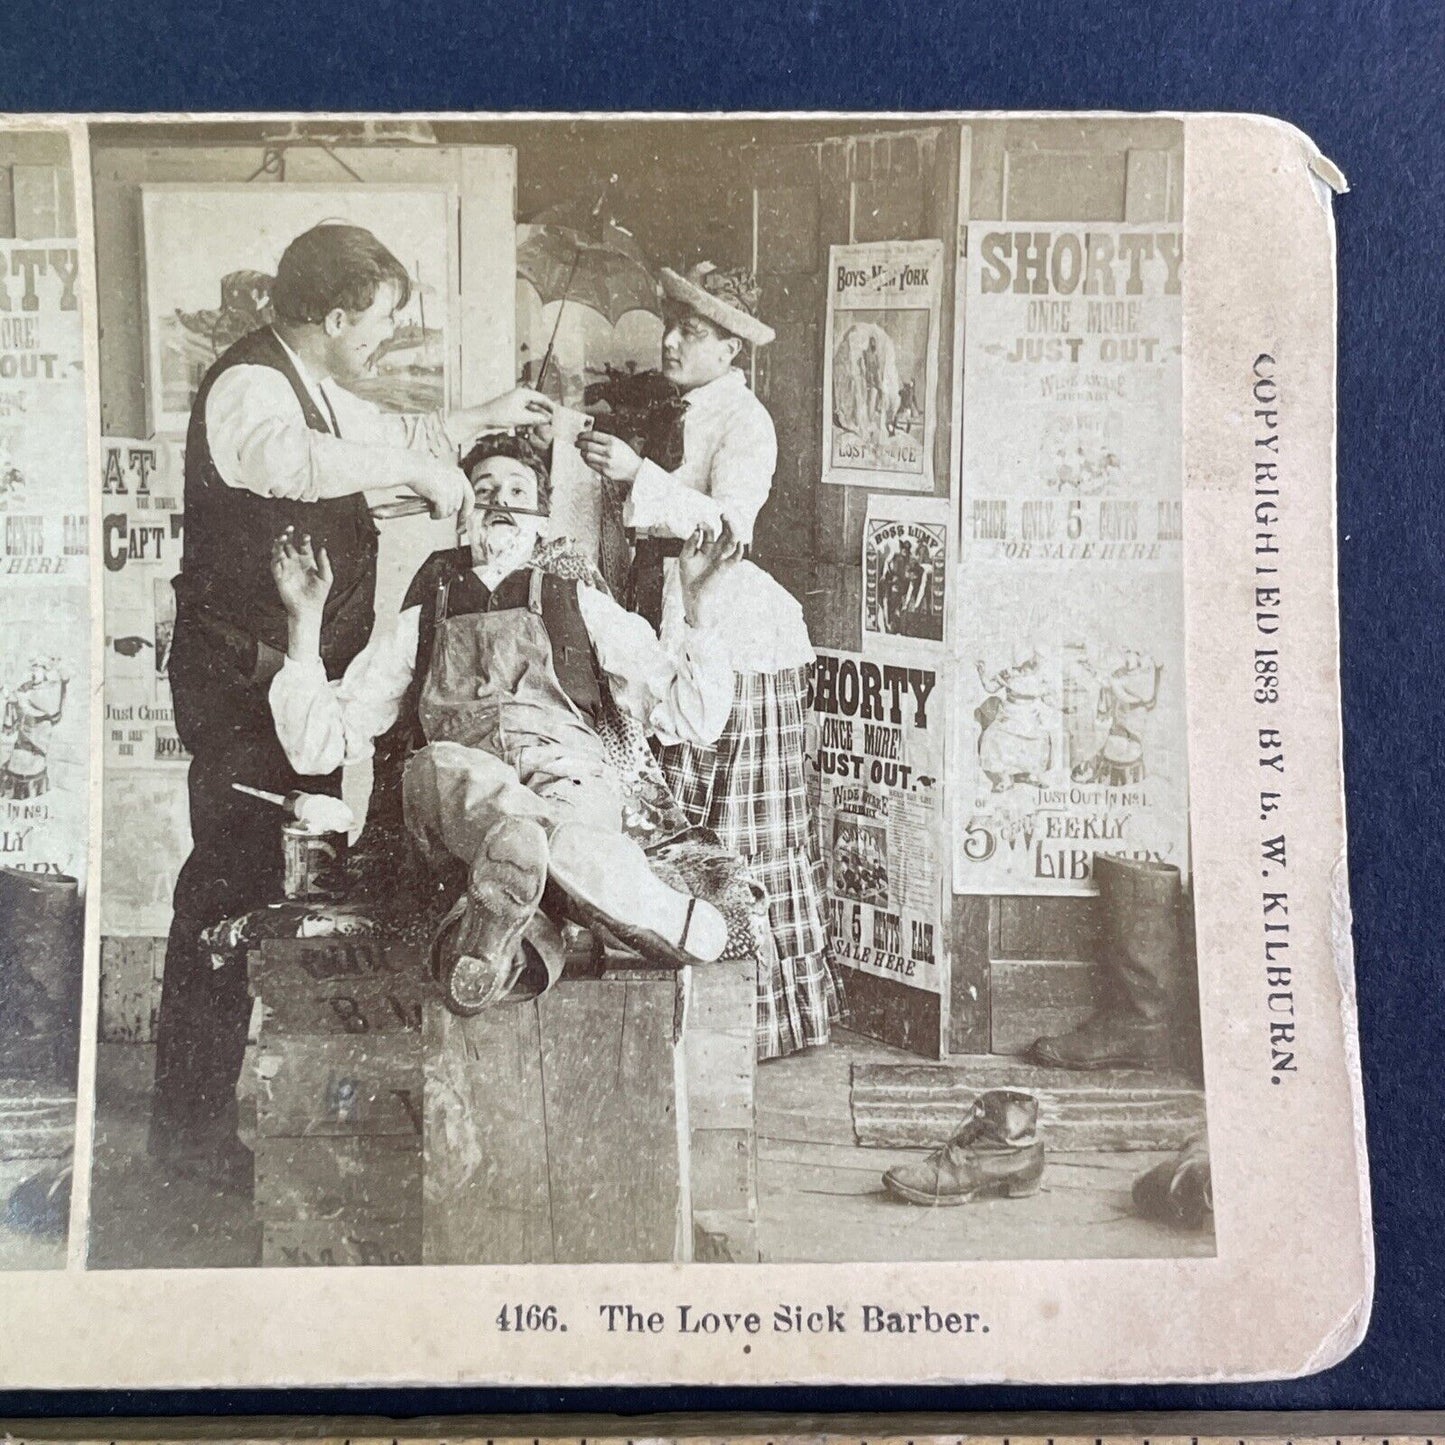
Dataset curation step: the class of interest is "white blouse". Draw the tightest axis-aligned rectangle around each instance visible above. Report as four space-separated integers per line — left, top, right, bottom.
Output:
624 368 778 546
659 558 815 676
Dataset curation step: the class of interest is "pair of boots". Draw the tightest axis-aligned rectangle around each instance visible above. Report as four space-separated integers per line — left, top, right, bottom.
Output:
434 816 729 1015
1030 855 1186 1071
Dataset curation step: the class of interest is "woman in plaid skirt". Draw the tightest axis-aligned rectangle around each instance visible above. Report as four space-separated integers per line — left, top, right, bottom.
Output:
575 260 843 1058
656 557 844 1060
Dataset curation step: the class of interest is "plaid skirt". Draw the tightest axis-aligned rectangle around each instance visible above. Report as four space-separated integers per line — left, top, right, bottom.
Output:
659 664 844 1061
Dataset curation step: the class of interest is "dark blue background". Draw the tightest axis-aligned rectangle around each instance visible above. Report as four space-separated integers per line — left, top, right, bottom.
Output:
1 0 1442 1416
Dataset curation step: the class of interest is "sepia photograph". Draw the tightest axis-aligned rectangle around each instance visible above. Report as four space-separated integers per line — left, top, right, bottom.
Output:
67 114 1217 1273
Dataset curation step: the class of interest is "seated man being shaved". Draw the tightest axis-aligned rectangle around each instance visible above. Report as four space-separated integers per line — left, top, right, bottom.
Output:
267 432 742 1013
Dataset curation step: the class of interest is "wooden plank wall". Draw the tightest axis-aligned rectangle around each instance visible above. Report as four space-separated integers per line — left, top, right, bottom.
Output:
750 127 959 653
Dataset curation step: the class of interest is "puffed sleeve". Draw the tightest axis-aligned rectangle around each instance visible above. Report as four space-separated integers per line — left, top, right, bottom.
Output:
574 583 734 747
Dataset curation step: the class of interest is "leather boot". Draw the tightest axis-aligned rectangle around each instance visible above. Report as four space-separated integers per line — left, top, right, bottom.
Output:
435 817 549 1016
882 1090 1044 1205
1029 854 1183 1070
0 867 83 1085
547 823 729 967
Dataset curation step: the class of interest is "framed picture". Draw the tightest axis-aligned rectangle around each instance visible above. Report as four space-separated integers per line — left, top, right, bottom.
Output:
140 182 456 435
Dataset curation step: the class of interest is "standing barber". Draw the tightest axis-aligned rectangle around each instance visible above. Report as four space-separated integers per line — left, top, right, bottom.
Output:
152 221 551 1189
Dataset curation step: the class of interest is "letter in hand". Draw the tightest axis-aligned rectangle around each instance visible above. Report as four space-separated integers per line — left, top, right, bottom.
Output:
270 527 334 624
677 518 744 626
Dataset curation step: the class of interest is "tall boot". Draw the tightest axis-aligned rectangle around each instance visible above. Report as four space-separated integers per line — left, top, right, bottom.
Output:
882 1090 1045 1205
0 868 83 1086
1029 854 1183 1070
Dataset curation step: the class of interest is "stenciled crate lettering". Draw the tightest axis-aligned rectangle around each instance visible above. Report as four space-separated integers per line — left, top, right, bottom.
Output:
251 939 433 1038
251 937 421 984
261 1216 421 1268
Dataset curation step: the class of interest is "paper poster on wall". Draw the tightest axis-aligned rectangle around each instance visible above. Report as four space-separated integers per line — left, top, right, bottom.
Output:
822 239 942 491
953 223 1187 896
951 567 1188 895
100 437 192 933
100 773 192 937
808 649 946 994
861 493 948 657
958 223 1183 558
141 184 455 435
0 586 88 884
101 438 188 770
0 239 87 581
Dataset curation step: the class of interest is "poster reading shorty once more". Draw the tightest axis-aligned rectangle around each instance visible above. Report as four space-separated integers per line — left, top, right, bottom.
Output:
809 648 946 994
0 239 89 883
822 239 942 491
0 240 86 579
954 222 1187 896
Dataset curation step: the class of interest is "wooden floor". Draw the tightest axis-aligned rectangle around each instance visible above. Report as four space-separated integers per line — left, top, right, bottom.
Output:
754 1029 1214 1263
88 1043 258 1270
87 1032 1213 1268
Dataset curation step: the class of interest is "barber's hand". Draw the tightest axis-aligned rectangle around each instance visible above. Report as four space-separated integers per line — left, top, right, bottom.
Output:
475 386 555 432
678 519 744 625
409 463 475 524
271 529 333 622
576 430 643 484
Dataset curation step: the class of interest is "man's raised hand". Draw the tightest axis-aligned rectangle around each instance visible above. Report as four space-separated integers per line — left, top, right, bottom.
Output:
270 528 334 622
477 386 555 431
576 429 644 483
408 461 474 522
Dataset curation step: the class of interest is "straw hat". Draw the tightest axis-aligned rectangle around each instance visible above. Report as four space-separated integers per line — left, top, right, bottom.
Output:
659 262 775 347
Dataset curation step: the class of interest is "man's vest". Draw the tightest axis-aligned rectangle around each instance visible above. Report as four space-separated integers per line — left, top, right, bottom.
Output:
175 326 380 681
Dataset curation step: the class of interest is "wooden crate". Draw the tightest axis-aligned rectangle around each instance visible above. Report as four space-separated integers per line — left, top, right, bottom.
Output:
424 957 759 1265
251 938 760 1268
249 938 428 1267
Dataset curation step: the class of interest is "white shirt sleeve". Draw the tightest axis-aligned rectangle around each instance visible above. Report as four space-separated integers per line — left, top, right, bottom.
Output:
323 381 457 457
206 365 461 503
626 397 777 545
268 607 421 775
575 583 734 748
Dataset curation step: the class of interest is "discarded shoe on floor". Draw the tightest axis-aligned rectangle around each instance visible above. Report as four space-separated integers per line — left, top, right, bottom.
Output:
1133 1130 1212 1229
882 1089 1044 1205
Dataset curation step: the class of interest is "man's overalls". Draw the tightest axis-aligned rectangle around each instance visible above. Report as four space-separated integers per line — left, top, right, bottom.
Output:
400 560 621 980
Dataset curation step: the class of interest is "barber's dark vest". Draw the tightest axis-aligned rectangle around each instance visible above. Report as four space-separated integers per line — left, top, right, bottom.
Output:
176 326 379 680
399 548 604 747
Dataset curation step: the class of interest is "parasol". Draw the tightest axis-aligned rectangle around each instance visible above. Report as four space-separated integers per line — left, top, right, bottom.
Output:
517 198 659 389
